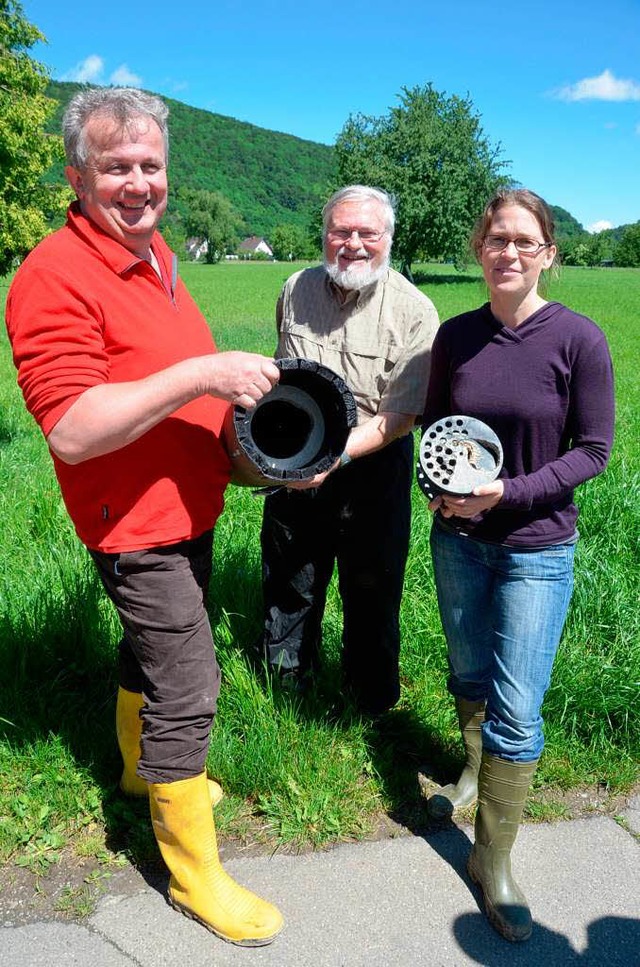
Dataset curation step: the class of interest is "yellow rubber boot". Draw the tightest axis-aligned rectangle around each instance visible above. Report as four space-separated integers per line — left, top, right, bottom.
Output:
149 772 284 946
116 687 222 805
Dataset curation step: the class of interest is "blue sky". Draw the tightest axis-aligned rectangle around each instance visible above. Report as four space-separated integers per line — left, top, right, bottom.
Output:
24 0 639 231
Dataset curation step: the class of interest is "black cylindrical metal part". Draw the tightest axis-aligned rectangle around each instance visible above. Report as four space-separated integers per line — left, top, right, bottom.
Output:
232 358 358 481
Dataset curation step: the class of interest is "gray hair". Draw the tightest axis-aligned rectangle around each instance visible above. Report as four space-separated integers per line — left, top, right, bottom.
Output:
62 87 169 168
322 185 396 236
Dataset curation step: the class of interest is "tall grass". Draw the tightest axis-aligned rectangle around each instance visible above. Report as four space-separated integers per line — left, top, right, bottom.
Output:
0 262 638 868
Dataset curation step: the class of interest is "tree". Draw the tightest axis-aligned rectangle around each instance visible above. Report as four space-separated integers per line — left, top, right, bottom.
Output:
179 187 239 263
0 0 69 274
335 84 507 276
586 229 614 266
560 239 590 267
270 223 314 261
560 230 614 267
160 220 189 261
614 223 640 267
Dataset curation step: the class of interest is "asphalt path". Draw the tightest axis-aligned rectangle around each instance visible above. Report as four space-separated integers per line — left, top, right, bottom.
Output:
2 797 639 967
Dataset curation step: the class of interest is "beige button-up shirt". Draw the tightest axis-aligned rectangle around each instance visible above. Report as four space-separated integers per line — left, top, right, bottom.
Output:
275 266 439 423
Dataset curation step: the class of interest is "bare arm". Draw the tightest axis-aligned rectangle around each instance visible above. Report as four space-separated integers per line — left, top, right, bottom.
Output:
343 411 416 460
47 351 280 465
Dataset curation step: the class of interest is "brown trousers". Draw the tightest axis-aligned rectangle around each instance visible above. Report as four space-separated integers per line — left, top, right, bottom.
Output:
90 530 220 783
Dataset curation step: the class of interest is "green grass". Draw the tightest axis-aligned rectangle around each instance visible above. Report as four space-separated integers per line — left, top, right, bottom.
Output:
1 261 638 873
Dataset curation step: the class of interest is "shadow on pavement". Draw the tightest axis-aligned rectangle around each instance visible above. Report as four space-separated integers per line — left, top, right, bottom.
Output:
453 912 640 966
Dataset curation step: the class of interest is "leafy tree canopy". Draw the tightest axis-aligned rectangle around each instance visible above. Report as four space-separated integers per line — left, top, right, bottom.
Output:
614 222 640 267
335 84 508 275
270 223 317 261
0 0 70 274
179 187 240 263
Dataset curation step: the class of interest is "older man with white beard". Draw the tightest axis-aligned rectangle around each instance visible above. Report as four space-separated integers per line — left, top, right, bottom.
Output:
258 185 439 715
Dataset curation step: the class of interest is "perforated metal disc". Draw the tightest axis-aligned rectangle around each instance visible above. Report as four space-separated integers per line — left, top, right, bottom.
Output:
417 416 503 499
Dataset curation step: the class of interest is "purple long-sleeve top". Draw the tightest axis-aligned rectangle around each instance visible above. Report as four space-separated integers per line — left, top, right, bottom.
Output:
422 301 615 547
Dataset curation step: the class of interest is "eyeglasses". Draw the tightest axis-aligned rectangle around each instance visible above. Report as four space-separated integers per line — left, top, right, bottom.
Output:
327 229 387 243
483 235 552 255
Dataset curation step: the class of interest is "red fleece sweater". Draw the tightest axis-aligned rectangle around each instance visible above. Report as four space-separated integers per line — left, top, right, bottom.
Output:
6 204 231 552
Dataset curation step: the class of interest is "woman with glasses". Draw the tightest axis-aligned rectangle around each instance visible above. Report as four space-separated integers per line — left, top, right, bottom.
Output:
422 189 614 942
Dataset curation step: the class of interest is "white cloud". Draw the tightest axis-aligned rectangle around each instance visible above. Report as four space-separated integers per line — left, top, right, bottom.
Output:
109 65 143 87
554 69 640 102
587 220 614 235
62 55 104 83
59 56 142 88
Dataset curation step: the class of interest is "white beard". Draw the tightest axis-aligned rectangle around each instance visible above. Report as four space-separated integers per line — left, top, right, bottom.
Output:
325 252 390 290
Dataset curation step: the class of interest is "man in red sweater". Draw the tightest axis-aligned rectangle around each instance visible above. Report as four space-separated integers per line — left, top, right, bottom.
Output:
5 87 283 947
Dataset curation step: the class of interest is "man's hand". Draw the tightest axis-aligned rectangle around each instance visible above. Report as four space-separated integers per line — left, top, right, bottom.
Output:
202 352 280 409
283 410 416 492
283 458 341 491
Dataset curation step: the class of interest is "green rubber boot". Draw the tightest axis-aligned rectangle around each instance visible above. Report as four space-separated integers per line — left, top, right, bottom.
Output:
426 698 485 820
467 753 538 942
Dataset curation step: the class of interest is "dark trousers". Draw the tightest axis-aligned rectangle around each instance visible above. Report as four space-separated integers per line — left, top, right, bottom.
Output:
90 530 220 783
260 435 413 714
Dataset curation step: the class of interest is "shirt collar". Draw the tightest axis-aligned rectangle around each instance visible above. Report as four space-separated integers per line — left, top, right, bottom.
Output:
66 201 167 278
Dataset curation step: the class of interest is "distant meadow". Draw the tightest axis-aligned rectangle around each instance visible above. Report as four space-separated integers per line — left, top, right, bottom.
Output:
1 262 638 877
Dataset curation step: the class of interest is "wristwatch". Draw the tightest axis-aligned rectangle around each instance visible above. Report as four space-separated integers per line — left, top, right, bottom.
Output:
339 451 352 468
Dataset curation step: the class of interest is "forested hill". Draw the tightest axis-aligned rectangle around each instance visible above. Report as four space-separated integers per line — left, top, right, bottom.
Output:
44 82 595 247
551 206 585 238
45 81 336 237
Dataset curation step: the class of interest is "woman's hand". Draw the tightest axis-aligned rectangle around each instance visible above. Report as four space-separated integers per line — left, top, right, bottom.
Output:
429 480 504 518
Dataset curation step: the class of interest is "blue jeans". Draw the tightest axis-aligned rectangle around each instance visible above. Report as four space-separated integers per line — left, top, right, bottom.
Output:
430 519 575 762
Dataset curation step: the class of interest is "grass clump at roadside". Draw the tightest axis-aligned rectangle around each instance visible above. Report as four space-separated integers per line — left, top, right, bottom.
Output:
0 261 638 878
